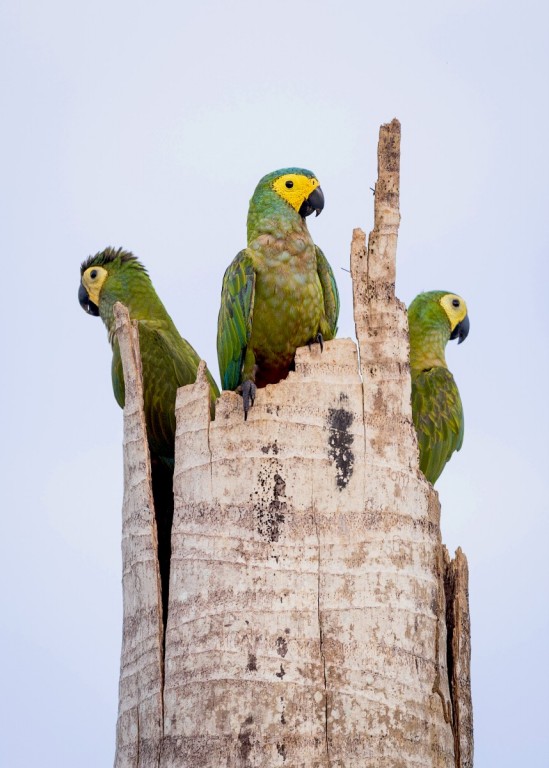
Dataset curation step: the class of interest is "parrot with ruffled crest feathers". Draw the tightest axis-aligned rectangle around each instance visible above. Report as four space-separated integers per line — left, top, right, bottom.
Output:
216 167 339 418
408 290 470 485
78 246 219 622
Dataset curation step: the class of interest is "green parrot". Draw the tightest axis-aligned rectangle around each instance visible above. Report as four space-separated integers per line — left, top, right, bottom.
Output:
408 290 470 485
216 167 339 418
78 246 219 622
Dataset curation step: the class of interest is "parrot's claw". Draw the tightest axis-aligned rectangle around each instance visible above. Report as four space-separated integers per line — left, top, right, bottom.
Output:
308 332 324 353
241 380 257 421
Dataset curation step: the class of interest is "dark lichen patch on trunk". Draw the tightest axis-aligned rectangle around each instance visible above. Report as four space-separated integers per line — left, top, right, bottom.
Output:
327 405 355 490
253 466 287 542
276 636 288 657
261 440 279 455
238 716 254 762
247 652 258 671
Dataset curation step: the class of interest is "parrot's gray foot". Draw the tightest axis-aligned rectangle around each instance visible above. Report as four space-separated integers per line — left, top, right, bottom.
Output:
241 380 257 421
308 332 324 353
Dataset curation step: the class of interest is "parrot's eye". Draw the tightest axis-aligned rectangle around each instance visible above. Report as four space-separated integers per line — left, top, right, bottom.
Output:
452 299 460 307
285 180 294 189
90 269 98 279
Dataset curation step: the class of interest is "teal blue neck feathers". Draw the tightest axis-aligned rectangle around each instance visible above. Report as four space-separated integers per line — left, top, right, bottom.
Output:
247 188 305 243
246 167 315 243
409 320 450 372
408 292 452 373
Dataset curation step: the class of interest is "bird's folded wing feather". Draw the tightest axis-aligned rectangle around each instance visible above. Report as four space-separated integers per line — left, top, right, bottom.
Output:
112 320 218 455
412 366 464 484
315 245 340 337
216 250 256 391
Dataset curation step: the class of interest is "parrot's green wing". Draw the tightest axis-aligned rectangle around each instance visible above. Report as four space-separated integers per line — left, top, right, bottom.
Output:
411 367 464 485
111 344 125 409
315 245 339 337
217 250 256 391
112 320 218 460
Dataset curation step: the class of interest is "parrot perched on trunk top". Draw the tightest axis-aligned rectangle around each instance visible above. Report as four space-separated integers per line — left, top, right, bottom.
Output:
408 290 470 485
216 167 339 418
78 246 219 623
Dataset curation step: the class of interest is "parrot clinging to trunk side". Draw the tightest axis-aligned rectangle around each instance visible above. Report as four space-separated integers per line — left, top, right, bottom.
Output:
78 246 219 623
216 167 339 418
408 290 470 485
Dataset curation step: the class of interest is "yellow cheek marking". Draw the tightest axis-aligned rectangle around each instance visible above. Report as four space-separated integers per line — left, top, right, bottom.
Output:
272 174 319 213
439 293 468 331
82 266 108 307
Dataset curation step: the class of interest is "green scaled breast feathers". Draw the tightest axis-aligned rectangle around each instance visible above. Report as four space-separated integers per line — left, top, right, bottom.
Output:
216 167 339 418
78 246 219 464
408 290 470 485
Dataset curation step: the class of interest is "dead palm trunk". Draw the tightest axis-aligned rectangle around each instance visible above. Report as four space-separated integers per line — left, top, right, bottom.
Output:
114 119 473 768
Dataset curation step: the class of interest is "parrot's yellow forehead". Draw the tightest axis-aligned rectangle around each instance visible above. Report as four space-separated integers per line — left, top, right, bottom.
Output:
81 265 108 307
439 293 467 330
272 173 319 213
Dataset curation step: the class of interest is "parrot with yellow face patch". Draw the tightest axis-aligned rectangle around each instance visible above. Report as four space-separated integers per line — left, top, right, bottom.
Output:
408 290 470 485
78 246 219 622
216 167 339 418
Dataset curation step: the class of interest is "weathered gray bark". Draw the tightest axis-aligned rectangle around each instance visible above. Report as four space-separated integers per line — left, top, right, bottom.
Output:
114 119 473 767
113 303 164 767
444 547 473 768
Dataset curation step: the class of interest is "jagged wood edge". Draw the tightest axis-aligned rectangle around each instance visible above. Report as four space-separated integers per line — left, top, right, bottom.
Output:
444 546 474 768
114 301 164 768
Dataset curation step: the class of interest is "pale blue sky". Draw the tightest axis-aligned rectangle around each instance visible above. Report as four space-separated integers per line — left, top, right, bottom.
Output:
1 1 548 765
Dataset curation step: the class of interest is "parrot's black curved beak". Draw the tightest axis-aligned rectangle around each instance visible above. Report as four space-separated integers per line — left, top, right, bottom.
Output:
450 313 470 344
299 186 325 218
79 283 100 316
